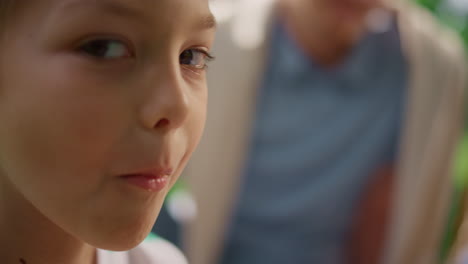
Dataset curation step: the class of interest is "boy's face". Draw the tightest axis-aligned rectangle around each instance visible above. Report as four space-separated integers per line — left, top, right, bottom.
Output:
0 0 214 250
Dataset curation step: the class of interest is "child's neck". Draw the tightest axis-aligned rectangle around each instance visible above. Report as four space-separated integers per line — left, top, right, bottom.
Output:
0 177 97 264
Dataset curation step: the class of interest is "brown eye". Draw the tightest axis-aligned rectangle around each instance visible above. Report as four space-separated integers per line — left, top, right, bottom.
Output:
179 49 213 69
78 39 131 59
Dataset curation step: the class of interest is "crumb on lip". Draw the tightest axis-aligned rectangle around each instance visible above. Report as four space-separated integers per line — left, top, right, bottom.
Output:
19 258 27 264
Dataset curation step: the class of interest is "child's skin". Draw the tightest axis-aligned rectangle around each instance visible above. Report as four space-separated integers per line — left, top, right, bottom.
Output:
0 0 215 263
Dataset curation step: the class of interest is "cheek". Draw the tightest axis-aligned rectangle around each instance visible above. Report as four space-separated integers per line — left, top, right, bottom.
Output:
188 87 208 150
171 86 207 180
0 57 133 198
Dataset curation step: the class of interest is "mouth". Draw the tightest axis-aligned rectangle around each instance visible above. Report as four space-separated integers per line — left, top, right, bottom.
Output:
119 168 173 192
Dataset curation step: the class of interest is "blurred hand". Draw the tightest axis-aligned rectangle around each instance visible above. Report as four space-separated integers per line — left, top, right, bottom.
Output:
347 165 395 264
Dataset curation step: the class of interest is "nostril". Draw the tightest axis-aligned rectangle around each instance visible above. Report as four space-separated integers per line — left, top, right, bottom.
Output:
155 118 170 128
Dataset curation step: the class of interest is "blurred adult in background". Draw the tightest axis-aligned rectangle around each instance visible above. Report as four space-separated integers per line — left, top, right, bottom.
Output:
154 0 467 263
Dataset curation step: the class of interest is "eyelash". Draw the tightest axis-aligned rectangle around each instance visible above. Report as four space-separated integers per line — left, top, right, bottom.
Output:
75 37 215 71
180 48 215 70
76 37 134 60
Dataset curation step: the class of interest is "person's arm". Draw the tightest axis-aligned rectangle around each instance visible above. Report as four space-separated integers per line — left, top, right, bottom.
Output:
347 166 395 264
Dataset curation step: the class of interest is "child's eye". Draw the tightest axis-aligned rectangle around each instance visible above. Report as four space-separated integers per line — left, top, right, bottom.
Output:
77 39 132 59
179 49 214 69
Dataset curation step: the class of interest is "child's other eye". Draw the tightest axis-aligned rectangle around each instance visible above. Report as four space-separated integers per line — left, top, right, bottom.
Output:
179 49 214 69
77 39 132 59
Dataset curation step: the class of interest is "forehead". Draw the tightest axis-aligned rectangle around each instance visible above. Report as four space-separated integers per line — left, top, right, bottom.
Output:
13 0 215 32
64 0 212 21
58 0 208 14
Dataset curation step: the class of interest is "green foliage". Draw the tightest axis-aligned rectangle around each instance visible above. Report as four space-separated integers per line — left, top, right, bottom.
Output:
415 0 468 46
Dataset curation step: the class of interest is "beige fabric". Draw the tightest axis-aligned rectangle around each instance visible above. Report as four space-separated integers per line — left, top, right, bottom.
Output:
382 2 467 263
183 1 467 264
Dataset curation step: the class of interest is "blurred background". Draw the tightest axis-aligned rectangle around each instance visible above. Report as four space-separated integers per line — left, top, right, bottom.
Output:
152 0 468 263
417 0 468 261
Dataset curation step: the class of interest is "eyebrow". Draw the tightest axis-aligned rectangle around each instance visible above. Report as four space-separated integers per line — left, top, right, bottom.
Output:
58 0 145 21
59 0 216 31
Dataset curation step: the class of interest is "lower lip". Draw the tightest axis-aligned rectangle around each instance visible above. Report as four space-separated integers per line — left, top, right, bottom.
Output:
121 174 170 192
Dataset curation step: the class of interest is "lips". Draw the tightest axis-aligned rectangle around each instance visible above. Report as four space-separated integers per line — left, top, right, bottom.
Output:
120 168 173 192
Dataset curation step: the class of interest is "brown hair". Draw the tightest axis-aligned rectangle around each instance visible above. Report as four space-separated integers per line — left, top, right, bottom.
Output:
0 1 15 21
0 1 16 33
0 1 12 17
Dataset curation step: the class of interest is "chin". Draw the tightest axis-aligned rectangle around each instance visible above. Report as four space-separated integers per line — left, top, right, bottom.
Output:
90 224 154 251
86 209 162 251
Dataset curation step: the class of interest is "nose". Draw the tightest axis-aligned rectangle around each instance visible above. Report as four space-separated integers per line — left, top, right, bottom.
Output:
140 63 190 132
